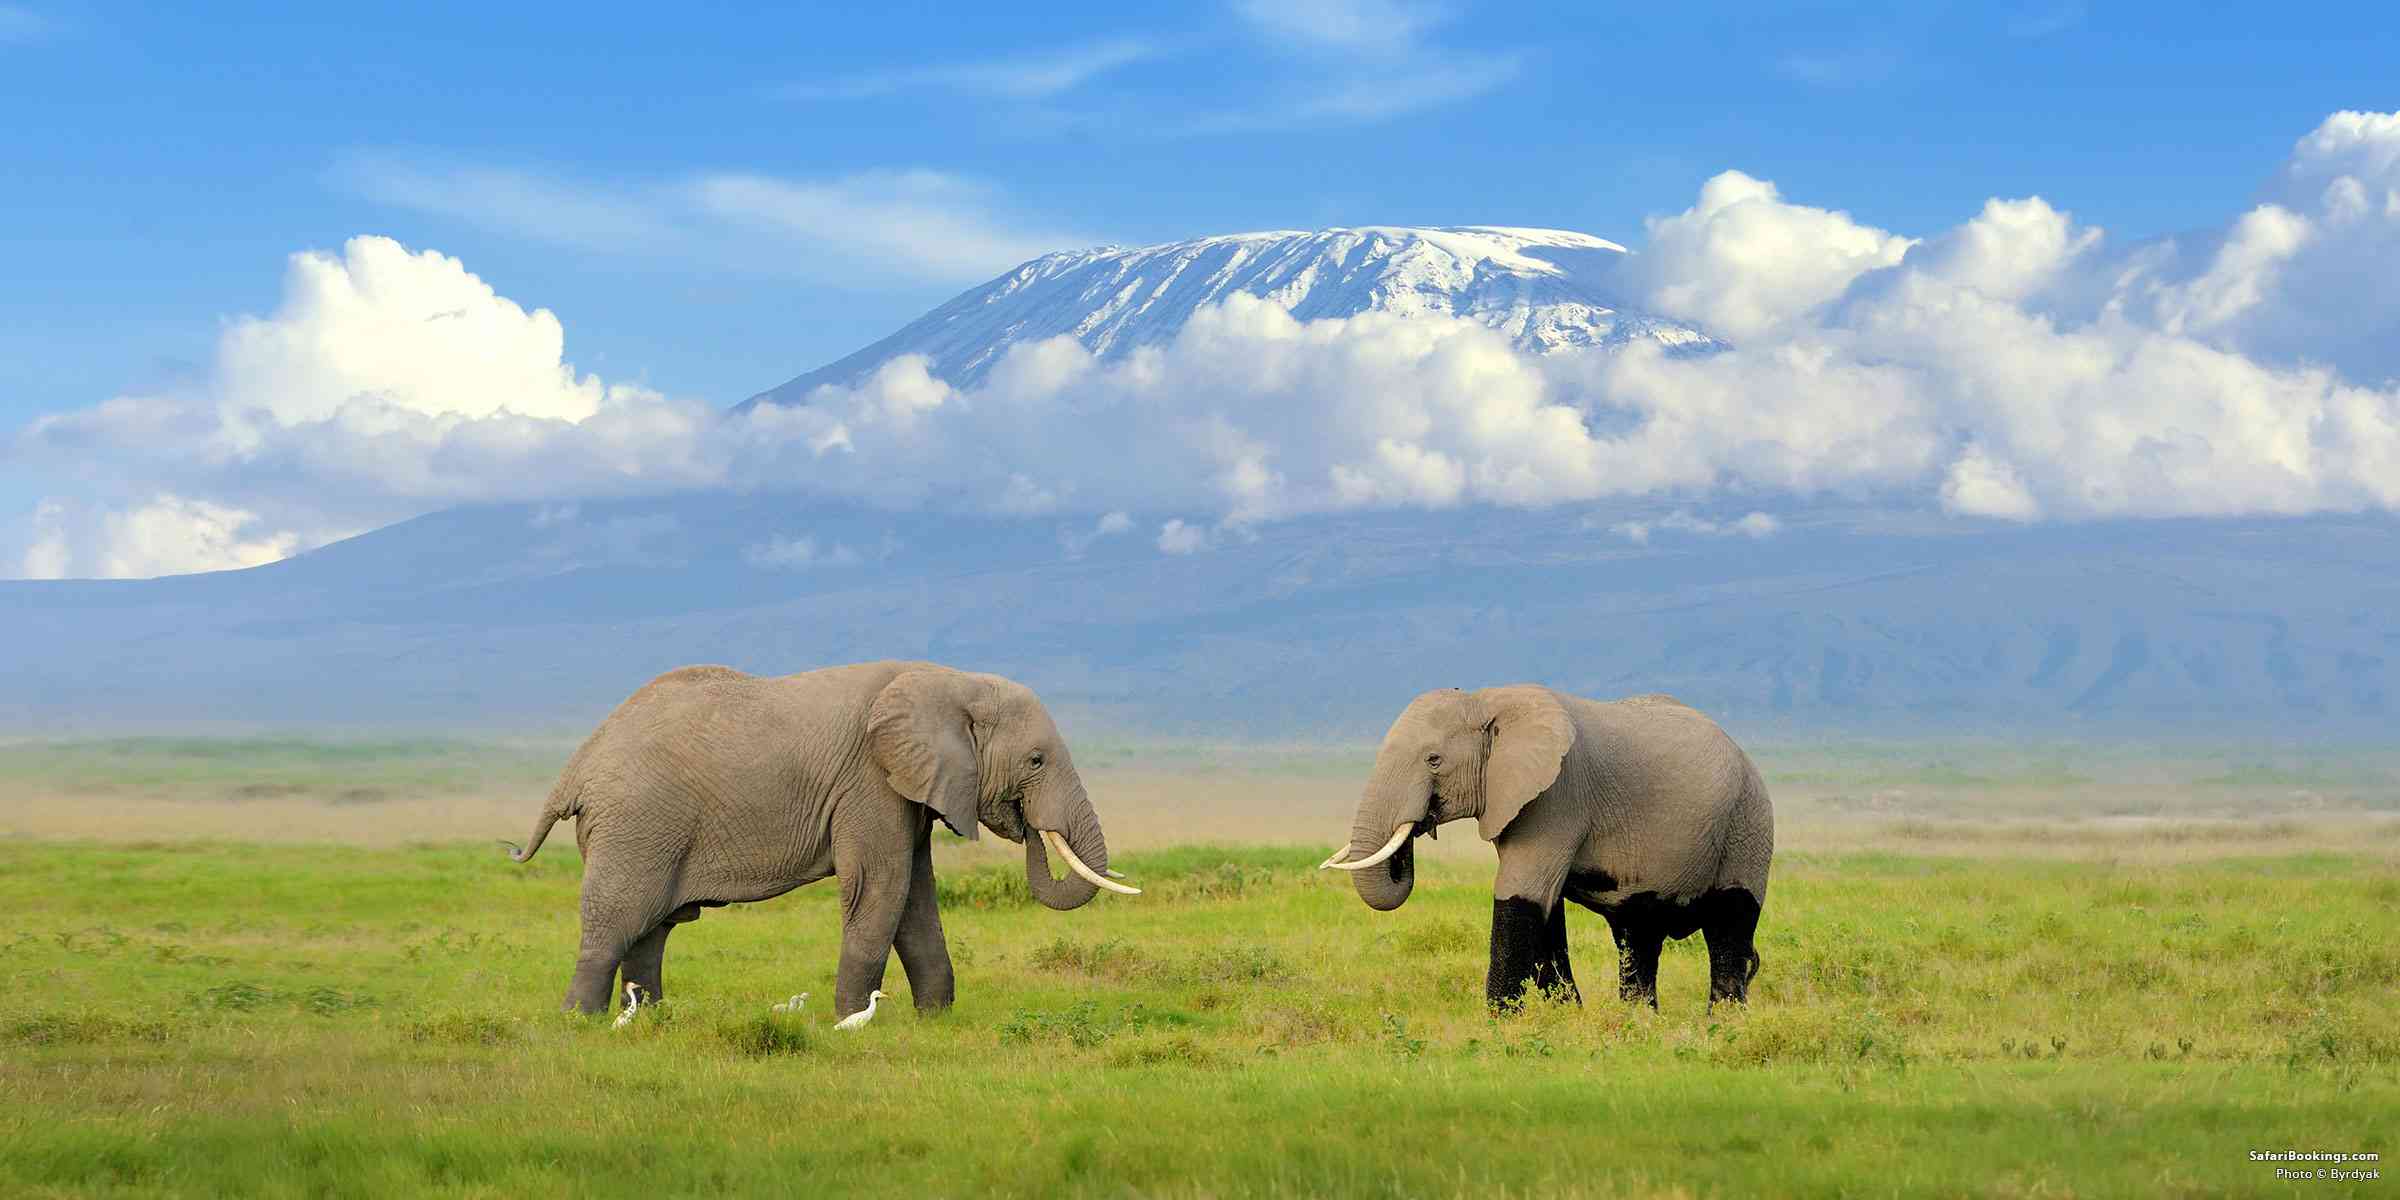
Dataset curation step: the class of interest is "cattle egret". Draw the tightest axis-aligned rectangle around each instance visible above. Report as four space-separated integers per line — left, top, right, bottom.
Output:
833 989 886 1030
612 981 646 1029
771 993 808 1014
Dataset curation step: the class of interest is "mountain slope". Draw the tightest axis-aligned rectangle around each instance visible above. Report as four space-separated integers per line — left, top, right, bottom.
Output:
741 226 1716 408
2 495 2392 736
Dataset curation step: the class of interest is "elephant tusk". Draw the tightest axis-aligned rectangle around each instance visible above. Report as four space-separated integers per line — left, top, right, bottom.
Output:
1323 824 1413 872
1041 829 1141 895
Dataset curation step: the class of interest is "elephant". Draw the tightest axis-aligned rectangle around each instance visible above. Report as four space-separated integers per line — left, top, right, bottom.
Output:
1320 686 1771 1012
504 660 1138 1018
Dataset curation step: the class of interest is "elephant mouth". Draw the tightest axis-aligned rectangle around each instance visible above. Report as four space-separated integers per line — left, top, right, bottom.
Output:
983 792 1031 842
1006 792 1140 897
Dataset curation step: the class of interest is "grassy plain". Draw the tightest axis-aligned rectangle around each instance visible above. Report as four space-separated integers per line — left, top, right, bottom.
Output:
0 736 2394 1198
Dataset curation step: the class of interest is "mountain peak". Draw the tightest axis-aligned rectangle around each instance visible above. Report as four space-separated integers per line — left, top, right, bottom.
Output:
741 225 1713 409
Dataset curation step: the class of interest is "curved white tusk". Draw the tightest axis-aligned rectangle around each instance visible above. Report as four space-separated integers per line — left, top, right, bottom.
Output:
1323 824 1413 872
1042 829 1141 895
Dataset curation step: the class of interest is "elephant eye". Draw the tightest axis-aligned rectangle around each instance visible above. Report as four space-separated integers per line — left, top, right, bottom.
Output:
1028 752 1045 768
1425 753 1442 768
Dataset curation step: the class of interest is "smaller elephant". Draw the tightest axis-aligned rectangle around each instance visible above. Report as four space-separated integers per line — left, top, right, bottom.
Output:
1322 686 1772 1011
506 660 1138 1018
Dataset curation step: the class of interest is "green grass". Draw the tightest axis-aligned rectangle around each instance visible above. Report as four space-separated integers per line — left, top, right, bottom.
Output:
0 838 2393 1198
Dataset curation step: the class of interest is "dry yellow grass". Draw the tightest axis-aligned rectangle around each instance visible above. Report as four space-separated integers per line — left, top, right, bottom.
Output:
7 751 2397 858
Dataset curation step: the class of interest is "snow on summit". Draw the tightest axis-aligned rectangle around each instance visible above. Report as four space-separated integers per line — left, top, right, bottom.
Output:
741 226 1716 408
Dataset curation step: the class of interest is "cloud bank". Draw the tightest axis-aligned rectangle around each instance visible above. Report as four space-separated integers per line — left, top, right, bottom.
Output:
11 111 2400 577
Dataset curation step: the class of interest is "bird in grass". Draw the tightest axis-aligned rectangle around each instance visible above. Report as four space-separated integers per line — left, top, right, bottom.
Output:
833 989 886 1030
612 981 646 1029
771 993 808 1014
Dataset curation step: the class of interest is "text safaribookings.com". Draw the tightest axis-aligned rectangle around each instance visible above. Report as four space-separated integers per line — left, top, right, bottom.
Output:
2252 1150 2381 1182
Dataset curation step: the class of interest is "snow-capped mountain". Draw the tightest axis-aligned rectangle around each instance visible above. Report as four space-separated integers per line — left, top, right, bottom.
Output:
741 226 1717 408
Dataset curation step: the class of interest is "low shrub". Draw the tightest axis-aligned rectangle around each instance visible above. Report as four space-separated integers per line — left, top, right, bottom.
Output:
7 1012 175 1046
717 1014 814 1059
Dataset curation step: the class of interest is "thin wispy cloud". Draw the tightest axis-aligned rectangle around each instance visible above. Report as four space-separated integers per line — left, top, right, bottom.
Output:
775 37 1164 101
1176 0 1522 132
2006 2 2086 38
769 4 1520 137
1279 54 1523 122
1775 44 1903 89
331 153 1098 286
691 170 1090 281
1232 0 1444 58
0 4 58 44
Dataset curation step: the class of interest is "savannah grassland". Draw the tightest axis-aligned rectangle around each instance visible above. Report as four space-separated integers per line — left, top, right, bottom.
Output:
0 737 2394 1199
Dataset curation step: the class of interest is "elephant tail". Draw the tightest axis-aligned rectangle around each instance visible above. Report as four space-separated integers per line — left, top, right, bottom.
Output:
1745 948 1762 985
501 774 583 864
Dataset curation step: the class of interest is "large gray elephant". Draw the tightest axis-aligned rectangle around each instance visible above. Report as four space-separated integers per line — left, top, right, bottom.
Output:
1321 687 1771 1012
505 660 1138 1017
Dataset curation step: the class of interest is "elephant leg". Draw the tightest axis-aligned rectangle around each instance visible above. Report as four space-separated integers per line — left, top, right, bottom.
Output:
618 903 702 1005
1485 896 1551 1012
617 922 670 1006
1528 899 1580 1004
564 877 657 1015
831 804 916 1019
1703 887 1764 1008
1605 909 1664 1008
890 822 956 1014
565 920 640 1015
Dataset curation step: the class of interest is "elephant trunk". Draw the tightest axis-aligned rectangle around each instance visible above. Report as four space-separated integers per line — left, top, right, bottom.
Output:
1332 767 1424 911
1023 783 1110 911
1345 825 1416 911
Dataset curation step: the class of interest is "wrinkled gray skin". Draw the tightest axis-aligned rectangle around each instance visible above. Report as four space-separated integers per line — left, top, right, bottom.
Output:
506 661 1120 1019
1331 687 1772 1012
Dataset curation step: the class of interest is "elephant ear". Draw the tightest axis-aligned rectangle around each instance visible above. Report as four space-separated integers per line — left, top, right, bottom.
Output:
1474 685 1575 841
867 669 990 841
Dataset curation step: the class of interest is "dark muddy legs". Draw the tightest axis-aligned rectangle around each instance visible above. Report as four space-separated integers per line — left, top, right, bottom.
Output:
1703 888 1763 1007
1487 897 1582 1011
1598 887 1763 1010
1605 908 1665 1008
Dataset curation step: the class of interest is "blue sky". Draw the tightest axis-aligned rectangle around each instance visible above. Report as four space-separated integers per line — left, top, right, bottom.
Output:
5 1 2400 577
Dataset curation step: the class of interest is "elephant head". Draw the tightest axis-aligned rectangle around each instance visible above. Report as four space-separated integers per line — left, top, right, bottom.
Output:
867 667 1137 909
1322 686 1573 910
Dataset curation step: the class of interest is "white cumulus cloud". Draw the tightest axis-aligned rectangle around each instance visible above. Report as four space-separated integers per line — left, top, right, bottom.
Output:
1622 170 1916 341
12 111 2400 578
20 495 299 580
217 237 621 427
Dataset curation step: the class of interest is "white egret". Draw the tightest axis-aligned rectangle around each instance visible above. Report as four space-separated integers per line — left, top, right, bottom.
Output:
611 981 646 1029
833 990 886 1030
771 993 808 1014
